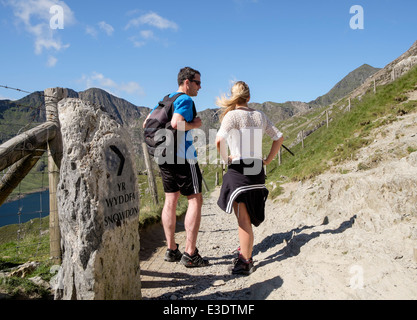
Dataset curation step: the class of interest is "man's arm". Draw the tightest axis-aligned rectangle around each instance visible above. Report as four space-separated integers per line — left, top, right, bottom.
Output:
171 113 202 131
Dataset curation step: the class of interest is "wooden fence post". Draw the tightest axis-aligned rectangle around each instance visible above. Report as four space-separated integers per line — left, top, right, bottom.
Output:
301 130 304 149
141 142 158 205
326 110 329 128
44 87 66 264
278 148 282 166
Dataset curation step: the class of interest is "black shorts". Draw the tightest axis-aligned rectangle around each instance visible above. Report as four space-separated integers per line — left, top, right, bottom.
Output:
158 161 202 196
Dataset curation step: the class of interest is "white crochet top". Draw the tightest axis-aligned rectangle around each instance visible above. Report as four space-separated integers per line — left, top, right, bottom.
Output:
217 109 283 161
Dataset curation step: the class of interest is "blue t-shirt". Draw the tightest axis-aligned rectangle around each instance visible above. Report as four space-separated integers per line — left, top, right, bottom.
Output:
151 92 197 161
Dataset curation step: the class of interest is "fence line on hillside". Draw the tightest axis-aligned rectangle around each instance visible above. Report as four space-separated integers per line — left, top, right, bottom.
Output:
0 87 64 264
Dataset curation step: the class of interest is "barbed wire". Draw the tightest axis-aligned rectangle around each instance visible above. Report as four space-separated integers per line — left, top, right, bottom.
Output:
0 84 50 138
0 84 57 99
0 86 53 261
0 150 50 260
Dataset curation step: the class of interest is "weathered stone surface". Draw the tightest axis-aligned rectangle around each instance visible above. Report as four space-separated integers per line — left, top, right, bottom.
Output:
54 98 141 300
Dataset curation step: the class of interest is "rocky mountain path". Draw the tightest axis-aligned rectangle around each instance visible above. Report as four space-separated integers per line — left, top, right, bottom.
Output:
139 110 417 300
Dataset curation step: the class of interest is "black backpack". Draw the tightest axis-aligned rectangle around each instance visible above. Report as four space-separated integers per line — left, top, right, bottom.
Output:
144 93 196 159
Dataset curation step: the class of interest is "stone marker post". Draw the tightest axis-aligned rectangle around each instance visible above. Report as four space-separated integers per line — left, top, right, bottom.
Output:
54 98 141 300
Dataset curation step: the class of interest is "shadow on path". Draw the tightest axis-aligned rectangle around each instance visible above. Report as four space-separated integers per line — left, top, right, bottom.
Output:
140 212 356 300
141 268 283 300
254 215 357 269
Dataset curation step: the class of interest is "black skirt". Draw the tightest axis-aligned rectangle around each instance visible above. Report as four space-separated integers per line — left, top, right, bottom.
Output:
217 159 269 227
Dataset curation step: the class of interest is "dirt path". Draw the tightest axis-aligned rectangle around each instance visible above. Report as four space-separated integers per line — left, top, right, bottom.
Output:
139 111 417 300
139 187 259 300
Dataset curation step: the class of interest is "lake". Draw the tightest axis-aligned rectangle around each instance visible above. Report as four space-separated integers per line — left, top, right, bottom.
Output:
0 190 50 228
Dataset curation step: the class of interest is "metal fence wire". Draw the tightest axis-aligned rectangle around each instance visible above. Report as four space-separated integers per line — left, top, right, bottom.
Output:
0 86 51 261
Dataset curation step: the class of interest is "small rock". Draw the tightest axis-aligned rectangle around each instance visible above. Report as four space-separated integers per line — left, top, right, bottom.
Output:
213 280 225 287
9 261 40 278
29 276 50 289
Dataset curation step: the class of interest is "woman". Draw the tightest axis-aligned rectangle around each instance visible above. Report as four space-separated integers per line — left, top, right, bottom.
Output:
215 81 284 275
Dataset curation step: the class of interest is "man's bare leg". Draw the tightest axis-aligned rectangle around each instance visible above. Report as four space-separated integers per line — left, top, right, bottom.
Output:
184 193 203 255
161 191 180 250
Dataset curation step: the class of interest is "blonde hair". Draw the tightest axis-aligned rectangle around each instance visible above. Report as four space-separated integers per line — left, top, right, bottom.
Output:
216 81 250 121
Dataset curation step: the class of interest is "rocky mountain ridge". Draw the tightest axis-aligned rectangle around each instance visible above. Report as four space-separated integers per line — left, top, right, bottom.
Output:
0 61 382 139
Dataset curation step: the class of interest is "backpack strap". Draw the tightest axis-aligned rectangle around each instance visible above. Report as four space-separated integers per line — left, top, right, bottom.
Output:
160 92 186 121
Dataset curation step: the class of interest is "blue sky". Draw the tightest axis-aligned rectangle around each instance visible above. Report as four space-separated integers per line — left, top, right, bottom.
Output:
1 0 417 111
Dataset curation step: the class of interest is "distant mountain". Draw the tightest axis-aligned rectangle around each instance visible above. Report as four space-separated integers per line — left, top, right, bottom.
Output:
248 100 311 124
0 62 380 147
201 64 381 127
76 88 149 128
0 88 148 125
308 64 381 108
0 88 149 158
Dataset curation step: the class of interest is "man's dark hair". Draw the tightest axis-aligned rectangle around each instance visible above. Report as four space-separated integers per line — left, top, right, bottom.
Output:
178 67 201 86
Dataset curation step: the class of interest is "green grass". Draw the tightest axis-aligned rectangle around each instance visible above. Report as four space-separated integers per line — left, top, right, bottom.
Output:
0 216 49 263
264 65 417 183
0 216 52 299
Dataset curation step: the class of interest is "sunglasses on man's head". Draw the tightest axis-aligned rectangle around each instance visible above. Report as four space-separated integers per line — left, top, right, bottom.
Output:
190 80 201 86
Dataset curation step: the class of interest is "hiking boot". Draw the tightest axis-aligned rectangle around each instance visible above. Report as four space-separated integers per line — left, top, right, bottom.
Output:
230 255 256 275
232 246 241 264
164 244 182 262
180 248 209 268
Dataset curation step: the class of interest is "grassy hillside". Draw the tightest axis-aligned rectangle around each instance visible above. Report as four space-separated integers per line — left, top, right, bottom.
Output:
263 65 417 197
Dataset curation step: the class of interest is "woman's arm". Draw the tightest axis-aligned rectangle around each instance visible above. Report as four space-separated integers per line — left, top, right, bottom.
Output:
263 136 284 166
216 135 230 164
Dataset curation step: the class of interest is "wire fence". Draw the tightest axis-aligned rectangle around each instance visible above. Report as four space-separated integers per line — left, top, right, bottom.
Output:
0 153 50 259
0 86 51 262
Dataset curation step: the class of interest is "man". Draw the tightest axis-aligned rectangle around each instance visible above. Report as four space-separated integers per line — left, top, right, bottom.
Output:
143 67 209 268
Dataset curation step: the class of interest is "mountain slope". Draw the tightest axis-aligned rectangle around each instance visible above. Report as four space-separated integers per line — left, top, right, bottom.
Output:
351 40 417 99
201 63 380 127
77 88 148 128
0 88 149 144
308 64 381 108
264 58 417 185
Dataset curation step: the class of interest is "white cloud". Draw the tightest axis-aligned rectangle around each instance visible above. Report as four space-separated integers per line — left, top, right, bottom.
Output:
125 12 178 31
98 21 114 36
86 21 115 38
140 30 154 39
5 0 75 56
78 72 145 98
124 11 178 48
47 55 57 67
128 30 157 48
85 25 98 38
128 36 146 48
125 12 177 48
119 82 144 95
